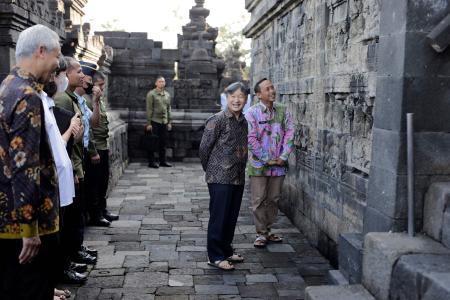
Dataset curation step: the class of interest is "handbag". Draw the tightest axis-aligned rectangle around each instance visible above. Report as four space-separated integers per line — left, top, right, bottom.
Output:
140 130 158 152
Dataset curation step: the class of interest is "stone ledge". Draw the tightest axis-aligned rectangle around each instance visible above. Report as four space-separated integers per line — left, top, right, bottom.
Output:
327 270 349 286
362 232 450 300
305 284 375 300
390 254 450 300
423 182 450 247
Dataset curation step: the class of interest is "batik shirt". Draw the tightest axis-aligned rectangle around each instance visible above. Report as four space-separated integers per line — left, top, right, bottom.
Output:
246 102 295 176
199 110 248 185
0 67 59 238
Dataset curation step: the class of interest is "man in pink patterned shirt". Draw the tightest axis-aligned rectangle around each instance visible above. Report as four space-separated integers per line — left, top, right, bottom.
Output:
246 78 295 248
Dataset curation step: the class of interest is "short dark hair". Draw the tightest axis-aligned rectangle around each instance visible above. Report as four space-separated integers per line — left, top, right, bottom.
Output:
155 75 165 82
93 71 106 83
225 81 250 97
254 78 268 94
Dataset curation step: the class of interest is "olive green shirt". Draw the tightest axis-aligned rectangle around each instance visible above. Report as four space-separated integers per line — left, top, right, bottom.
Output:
146 88 171 125
53 91 85 179
85 94 109 154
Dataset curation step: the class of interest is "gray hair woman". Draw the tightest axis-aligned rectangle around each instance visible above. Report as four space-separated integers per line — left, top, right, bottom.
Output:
199 82 250 270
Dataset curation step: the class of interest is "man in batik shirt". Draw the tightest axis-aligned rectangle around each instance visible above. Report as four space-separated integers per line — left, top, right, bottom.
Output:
245 78 295 248
0 24 61 299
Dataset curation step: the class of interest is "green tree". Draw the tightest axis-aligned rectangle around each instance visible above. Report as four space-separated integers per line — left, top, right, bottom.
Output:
216 24 251 80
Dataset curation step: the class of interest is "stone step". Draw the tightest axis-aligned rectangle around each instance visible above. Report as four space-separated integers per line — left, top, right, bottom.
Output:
362 232 450 300
327 269 349 285
305 284 375 300
424 182 450 248
390 254 450 300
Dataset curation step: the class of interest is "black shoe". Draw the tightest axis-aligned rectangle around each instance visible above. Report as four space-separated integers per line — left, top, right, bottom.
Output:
61 269 87 284
73 250 97 264
70 261 88 273
81 245 98 257
104 211 119 222
159 162 172 167
148 162 159 168
89 217 111 227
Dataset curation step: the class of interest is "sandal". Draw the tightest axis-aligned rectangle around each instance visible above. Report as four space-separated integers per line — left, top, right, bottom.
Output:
227 253 244 263
55 288 71 299
253 235 267 248
267 233 283 243
207 260 235 271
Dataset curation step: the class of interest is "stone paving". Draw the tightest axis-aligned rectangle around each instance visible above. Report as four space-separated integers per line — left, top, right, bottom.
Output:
60 163 332 299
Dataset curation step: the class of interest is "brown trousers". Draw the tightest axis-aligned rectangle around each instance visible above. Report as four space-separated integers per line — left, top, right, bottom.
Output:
250 176 285 235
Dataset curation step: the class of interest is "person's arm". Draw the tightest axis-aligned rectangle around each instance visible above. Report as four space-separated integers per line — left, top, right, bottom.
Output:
89 88 101 128
199 116 220 172
167 94 172 131
9 95 42 238
246 110 269 164
279 108 295 162
61 113 81 144
145 92 154 131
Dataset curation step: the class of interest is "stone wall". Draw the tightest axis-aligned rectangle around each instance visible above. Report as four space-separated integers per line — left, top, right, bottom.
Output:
0 0 66 80
244 0 380 264
0 0 129 197
96 31 178 161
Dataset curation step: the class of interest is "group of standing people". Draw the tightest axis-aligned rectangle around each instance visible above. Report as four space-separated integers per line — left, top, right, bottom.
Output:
0 24 117 300
200 78 294 270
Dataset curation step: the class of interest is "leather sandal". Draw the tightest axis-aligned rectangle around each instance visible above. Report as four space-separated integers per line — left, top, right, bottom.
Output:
207 260 235 271
254 235 267 248
227 253 244 263
267 234 283 243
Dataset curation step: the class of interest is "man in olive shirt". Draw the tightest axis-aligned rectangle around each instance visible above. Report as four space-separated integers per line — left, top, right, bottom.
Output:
54 57 98 267
85 71 119 225
146 76 172 168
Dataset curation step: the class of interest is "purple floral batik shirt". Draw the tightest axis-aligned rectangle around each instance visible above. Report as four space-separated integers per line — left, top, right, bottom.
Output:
246 101 295 177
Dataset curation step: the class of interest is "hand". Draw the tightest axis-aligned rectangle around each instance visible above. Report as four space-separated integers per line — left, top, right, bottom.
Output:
91 154 100 164
92 86 102 102
70 114 82 138
74 124 84 141
145 124 152 132
19 236 41 264
74 175 79 185
275 158 286 166
167 123 172 131
267 160 277 166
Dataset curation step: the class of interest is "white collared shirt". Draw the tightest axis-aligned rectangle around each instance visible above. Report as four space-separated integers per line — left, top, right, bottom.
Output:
40 91 75 207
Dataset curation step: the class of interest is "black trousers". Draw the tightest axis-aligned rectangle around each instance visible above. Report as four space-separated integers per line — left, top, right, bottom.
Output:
60 179 85 261
85 149 110 218
0 234 58 300
207 183 244 263
148 121 168 164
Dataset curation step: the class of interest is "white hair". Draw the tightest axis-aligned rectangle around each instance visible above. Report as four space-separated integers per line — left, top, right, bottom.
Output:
15 24 60 62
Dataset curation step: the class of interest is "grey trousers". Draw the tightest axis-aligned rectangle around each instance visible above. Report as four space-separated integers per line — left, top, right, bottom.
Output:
250 176 285 235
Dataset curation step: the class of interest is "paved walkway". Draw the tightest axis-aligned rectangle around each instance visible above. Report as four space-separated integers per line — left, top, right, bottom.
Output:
61 163 331 299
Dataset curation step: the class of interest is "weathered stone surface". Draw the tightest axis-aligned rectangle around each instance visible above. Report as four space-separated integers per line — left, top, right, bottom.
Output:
338 233 363 283
124 272 169 288
59 162 332 299
305 285 375 300
390 254 450 300
362 232 450 300
195 285 239 295
423 182 450 244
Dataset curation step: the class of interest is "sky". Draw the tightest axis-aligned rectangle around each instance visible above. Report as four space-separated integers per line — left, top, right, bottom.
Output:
83 0 251 50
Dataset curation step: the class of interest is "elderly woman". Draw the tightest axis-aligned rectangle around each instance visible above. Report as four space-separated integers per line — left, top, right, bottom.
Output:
199 82 250 271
